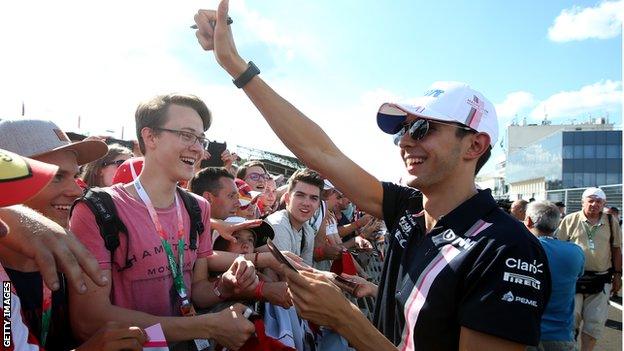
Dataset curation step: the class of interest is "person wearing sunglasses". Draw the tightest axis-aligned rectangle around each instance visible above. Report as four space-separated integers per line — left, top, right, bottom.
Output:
195 6 551 350
80 143 133 188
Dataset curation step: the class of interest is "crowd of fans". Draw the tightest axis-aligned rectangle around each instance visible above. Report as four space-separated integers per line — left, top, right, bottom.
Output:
2 96 621 351
0 94 386 351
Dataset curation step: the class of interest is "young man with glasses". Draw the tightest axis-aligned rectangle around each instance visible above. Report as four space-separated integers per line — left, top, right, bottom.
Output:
194 5 550 350
237 160 270 192
69 93 258 350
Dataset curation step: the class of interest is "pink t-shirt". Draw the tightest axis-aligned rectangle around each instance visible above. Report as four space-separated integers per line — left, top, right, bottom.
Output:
69 184 212 316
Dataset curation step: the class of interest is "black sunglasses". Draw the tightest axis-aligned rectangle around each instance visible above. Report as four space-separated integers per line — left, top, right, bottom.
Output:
393 119 474 145
102 159 126 167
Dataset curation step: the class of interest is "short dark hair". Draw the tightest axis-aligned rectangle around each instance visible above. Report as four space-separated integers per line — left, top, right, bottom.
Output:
455 128 491 175
189 167 234 196
555 202 565 208
287 168 324 195
236 160 268 179
135 93 212 155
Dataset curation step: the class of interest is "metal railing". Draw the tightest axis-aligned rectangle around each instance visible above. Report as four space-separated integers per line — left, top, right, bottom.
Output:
545 184 622 214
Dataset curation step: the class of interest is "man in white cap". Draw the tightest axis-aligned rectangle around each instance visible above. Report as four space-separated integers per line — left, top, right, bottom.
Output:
193 4 550 350
557 187 622 351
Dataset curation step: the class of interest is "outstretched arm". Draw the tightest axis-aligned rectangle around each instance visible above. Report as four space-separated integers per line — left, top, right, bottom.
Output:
193 1 384 218
0 206 107 294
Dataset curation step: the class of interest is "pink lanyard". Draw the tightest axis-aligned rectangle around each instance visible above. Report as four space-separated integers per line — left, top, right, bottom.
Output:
134 179 185 242
134 180 189 300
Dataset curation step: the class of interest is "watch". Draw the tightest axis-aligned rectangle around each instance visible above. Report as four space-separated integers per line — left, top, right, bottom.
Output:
233 61 260 88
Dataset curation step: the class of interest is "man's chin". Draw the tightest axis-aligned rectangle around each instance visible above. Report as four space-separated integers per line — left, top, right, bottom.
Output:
295 214 314 224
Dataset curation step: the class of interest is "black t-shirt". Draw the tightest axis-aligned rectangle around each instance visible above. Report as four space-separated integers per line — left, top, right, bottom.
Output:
373 183 551 350
5 268 79 351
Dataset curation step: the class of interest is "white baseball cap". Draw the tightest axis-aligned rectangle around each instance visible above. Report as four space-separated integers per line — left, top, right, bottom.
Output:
376 81 499 146
582 187 606 201
323 179 343 195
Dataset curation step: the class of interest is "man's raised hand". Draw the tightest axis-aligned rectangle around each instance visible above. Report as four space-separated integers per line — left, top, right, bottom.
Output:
194 0 247 77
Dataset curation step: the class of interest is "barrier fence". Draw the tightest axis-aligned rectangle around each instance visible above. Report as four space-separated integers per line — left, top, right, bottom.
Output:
545 184 622 214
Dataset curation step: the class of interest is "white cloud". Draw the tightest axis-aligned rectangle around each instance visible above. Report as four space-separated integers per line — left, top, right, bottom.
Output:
233 1 325 65
548 0 624 42
0 0 324 131
495 91 536 122
529 80 622 120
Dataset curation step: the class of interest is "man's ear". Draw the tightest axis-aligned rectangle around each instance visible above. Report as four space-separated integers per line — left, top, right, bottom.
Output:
141 127 158 152
524 216 534 229
202 191 215 204
463 132 491 162
284 191 291 206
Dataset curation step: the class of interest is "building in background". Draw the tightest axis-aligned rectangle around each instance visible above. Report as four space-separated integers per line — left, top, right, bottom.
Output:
476 159 507 199
505 120 621 213
236 145 305 177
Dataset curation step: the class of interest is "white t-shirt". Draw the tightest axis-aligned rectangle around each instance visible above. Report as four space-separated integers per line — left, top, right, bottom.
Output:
266 209 315 266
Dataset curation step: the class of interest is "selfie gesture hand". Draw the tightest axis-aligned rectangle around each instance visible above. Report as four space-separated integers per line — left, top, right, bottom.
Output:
194 0 247 77
211 218 262 243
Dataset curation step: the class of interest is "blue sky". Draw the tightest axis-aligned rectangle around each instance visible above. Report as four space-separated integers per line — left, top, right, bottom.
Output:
0 0 621 181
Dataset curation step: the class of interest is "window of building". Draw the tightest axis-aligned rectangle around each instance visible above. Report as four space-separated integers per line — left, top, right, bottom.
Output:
574 145 583 158
606 145 621 159
563 172 573 188
596 144 606 158
563 145 574 159
583 145 596 158
583 132 597 144
574 173 584 188
606 132 622 145
583 173 596 186
606 172 620 185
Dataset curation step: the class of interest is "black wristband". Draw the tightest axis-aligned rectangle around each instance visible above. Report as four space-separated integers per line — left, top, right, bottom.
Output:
233 61 260 89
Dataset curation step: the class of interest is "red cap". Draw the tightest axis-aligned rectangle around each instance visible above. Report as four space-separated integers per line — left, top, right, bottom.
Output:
75 177 88 190
0 149 58 207
112 157 144 185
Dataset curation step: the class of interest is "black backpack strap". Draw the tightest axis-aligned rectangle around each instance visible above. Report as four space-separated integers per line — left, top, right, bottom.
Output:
176 187 205 250
70 188 132 270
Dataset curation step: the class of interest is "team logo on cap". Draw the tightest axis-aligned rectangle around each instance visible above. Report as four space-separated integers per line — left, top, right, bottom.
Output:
424 89 444 97
465 95 488 129
0 151 32 182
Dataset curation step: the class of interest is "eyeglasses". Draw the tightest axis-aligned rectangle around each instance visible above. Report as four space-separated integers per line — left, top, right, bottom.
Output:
393 119 474 145
102 159 126 168
246 172 271 182
153 127 209 148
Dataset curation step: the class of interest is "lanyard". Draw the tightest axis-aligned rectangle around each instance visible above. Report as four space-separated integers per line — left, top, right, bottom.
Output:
0 264 51 347
134 179 188 299
584 221 601 241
